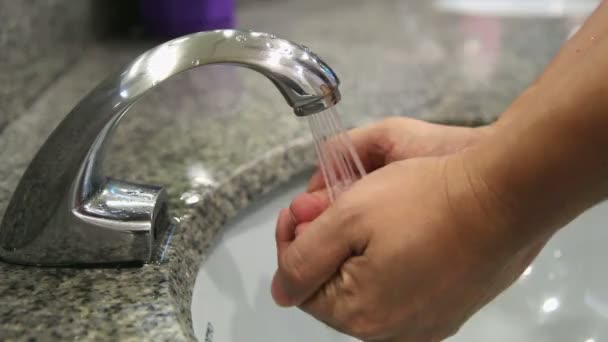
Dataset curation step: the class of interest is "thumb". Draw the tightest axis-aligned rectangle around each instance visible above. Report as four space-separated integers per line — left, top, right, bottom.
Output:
272 198 365 307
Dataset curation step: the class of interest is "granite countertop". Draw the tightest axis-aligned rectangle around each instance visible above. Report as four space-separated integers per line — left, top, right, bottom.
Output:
0 0 583 340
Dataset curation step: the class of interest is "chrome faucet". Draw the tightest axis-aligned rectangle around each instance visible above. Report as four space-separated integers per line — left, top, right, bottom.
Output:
0 29 341 266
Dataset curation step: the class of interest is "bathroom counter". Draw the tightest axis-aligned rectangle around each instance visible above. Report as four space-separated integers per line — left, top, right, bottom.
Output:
0 0 585 340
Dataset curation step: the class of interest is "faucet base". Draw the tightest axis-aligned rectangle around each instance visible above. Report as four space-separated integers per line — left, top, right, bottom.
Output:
0 179 168 266
74 178 169 264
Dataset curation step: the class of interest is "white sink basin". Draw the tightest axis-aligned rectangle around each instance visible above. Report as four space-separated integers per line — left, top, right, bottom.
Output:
449 201 608 342
191 173 358 342
192 173 608 341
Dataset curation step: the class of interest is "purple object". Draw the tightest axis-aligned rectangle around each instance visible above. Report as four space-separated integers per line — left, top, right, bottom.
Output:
140 0 236 38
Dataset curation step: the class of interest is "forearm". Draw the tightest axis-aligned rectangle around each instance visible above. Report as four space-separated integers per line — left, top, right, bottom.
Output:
468 3 608 239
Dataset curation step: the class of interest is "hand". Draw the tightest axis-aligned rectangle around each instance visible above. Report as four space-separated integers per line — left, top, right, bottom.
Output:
305 117 492 192
271 118 548 341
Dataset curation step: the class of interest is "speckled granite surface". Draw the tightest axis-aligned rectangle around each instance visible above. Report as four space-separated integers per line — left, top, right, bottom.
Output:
0 0 96 131
0 0 587 340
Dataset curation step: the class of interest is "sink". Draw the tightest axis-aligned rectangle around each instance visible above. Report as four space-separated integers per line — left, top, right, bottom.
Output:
192 172 608 341
448 201 608 342
191 172 358 342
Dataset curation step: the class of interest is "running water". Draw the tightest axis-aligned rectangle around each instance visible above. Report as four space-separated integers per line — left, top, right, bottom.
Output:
306 106 366 202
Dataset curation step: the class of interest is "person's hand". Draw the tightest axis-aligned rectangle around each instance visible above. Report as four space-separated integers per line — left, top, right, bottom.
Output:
305 117 492 192
295 116 492 239
271 118 548 341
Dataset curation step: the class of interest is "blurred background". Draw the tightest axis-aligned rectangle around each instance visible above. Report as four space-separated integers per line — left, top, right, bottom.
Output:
0 0 600 132
0 0 601 213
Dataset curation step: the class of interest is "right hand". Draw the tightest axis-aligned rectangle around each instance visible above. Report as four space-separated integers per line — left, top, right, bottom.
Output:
306 116 493 192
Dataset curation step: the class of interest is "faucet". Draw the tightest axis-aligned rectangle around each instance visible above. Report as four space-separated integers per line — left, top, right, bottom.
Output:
0 29 341 266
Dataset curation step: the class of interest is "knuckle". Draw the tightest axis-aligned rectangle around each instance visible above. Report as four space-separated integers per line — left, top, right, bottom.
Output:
330 198 370 254
342 309 388 340
280 244 307 286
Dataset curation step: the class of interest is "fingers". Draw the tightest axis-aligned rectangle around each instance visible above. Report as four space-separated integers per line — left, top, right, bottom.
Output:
306 168 325 193
294 222 310 237
308 120 394 192
275 190 330 259
288 190 330 236
275 208 296 253
289 191 330 222
273 190 330 306
299 281 343 331
272 203 363 307
275 190 329 249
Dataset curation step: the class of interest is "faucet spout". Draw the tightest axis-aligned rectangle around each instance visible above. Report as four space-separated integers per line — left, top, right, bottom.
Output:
0 29 341 266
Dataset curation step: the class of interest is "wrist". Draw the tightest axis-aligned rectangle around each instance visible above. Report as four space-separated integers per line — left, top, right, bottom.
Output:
442 153 534 256
462 100 608 241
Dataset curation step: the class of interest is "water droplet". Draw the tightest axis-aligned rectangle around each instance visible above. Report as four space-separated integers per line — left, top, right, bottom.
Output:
265 42 274 48
235 35 247 42
180 192 201 205
542 297 560 313
192 59 200 66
